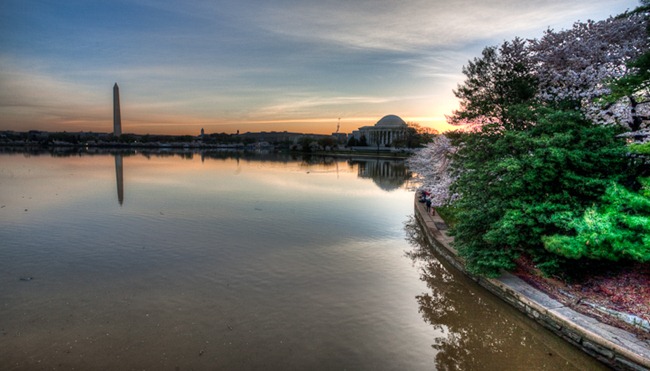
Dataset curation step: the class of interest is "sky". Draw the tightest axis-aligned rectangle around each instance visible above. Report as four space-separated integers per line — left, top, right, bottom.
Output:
0 0 641 135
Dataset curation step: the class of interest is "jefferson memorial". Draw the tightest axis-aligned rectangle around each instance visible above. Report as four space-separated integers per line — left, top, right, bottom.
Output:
351 115 408 147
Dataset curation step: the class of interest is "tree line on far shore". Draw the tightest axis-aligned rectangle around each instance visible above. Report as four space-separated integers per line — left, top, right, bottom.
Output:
2 121 435 151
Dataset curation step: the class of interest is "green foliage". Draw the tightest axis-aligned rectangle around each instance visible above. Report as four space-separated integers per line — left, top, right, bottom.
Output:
298 137 315 152
603 7 650 131
629 142 650 155
450 38 537 130
605 52 650 104
449 107 628 276
317 137 336 148
399 122 438 148
434 206 459 228
359 135 368 146
543 178 650 262
439 7 648 277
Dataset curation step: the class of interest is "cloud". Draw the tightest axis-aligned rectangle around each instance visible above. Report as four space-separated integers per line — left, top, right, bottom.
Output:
254 94 396 115
123 0 637 54
0 58 110 129
0 0 639 134
248 0 635 52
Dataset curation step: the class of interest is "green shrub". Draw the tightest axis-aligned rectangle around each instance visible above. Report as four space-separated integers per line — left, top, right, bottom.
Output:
543 178 650 262
434 206 459 228
449 107 629 277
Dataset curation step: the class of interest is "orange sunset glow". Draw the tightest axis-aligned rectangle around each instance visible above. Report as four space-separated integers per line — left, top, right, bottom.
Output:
0 1 636 136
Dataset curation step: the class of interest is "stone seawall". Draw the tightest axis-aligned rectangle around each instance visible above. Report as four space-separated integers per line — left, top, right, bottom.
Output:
413 197 650 371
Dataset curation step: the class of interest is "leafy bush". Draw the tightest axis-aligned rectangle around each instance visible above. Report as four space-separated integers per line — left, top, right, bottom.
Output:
629 142 650 155
543 178 650 262
434 206 459 228
417 5 649 277
449 107 628 277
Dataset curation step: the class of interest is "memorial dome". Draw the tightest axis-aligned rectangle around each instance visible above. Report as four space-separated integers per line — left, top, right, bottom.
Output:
375 115 406 127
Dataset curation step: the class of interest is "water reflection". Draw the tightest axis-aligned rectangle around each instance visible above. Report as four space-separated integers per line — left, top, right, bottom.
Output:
0 147 412 194
114 154 124 205
0 150 422 369
349 158 411 191
0 149 607 369
100 149 412 206
403 217 606 370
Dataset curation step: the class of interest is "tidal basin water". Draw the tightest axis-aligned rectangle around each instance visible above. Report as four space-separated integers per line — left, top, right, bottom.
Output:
0 150 606 370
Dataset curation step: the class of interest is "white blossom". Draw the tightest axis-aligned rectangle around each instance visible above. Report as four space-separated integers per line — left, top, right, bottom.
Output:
407 135 457 206
530 12 649 130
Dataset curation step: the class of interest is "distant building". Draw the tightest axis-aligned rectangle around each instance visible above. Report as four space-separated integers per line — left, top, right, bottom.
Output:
237 131 330 144
352 115 408 147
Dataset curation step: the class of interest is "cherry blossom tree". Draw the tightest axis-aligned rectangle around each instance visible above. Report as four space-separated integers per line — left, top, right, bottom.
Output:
530 11 649 130
424 5 650 276
406 135 457 206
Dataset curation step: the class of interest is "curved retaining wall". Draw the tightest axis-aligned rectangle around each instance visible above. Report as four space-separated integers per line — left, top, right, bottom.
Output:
414 198 650 371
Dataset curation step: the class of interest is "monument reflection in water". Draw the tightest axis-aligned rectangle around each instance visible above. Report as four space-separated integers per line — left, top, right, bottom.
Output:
0 150 604 370
115 154 124 205
111 151 412 206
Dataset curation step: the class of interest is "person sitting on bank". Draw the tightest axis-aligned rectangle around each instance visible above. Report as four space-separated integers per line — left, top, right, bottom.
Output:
419 189 430 203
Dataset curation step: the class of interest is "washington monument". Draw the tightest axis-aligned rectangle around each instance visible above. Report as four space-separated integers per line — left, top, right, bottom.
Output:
113 83 122 136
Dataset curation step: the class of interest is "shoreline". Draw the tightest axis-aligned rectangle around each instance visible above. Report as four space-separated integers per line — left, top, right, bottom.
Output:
0 143 411 159
413 195 650 370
